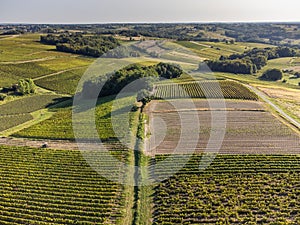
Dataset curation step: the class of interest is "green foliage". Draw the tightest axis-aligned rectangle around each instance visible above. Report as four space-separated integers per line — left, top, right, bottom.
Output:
17 78 36 95
41 33 120 57
82 63 183 99
206 47 297 74
260 69 283 81
155 62 183 79
137 89 153 106
0 93 7 101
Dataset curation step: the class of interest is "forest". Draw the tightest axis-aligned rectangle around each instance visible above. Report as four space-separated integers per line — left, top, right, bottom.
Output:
40 33 120 57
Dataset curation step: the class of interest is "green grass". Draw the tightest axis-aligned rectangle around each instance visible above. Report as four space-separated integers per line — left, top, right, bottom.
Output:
0 145 127 224
153 154 300 225
14 95 138 140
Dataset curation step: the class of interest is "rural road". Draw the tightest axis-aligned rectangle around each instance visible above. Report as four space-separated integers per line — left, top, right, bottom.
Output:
246 84 300 129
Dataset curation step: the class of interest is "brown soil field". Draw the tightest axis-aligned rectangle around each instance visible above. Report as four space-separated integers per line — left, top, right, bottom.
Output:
145 99 300 155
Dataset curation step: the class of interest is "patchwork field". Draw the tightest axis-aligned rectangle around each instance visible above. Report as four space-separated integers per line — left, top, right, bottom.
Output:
0 95 64 132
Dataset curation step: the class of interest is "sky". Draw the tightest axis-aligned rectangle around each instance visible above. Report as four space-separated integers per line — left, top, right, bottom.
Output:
1 0 300 24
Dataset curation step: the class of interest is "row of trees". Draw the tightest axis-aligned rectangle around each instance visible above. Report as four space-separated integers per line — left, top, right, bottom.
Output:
81 63 183 99
41 34 120 57
206 47 297 74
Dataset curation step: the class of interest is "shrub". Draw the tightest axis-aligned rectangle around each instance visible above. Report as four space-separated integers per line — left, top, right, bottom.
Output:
18 78 36 95
0 93 7 101
260 69 283 81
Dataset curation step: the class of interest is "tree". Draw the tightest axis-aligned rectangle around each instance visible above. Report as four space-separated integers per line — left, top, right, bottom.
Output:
137 89 152 107
260 69 283 81
17 78 36 95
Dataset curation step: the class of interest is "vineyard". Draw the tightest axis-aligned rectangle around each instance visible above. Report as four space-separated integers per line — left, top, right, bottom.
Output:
0 145 128 225
0 95 64 132
35 67 88 95
152 154 300 224
0 95 63 116
154 81 258 100
14 95 138 140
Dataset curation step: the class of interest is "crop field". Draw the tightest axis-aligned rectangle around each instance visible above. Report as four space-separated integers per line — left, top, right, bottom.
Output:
0 34 93 89
176 41 275 60
0 145 128 225
0 95 63 116
0 114 33 132
154 81 259 100
35 67 88 95
152 154 300 224
14 95 137 140
146 99 300 155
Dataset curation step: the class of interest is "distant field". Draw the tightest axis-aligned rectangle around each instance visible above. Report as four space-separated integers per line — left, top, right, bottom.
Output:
0 145 127 224
176 41 276 60
153 154 300 224
146 99 300 155
154 81 258 100
0 34 94 89
14 95 137 140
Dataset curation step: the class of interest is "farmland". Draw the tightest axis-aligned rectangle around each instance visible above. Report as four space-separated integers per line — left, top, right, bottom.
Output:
146 99 300 155
154 81 258 100
152 154 300 224
14 95 138 140
0 145 128 225
0 29 300 225
0 95 64 132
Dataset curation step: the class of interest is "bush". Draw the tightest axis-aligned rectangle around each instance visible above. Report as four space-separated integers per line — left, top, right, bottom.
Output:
0 93 7 101
18 78 36 95
260 69 283 81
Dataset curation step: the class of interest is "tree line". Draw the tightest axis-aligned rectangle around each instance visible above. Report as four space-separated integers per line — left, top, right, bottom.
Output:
40 33 120 57
205 47 297 74
81 62 183 99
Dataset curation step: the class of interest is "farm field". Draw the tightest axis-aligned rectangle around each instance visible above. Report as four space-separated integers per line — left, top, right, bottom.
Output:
154 80 258 100
146 99 300 155
13 95 138 140
0 34 94 91
0 95 64 132
152 154 300 224
0 145 128 225
256 85 300 123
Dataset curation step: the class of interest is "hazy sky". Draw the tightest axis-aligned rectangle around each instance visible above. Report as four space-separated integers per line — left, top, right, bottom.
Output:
1 0 300 23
